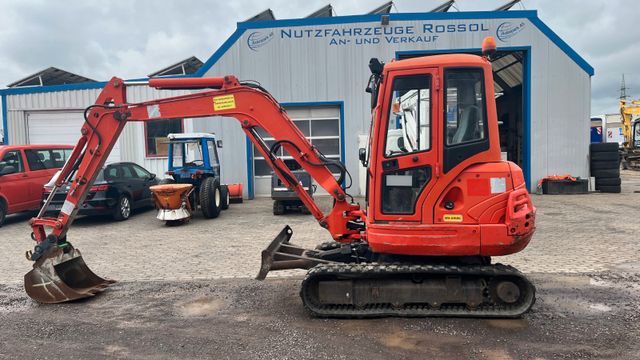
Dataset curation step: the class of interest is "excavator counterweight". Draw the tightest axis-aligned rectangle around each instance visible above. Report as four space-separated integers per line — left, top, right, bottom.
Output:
24 38 536 317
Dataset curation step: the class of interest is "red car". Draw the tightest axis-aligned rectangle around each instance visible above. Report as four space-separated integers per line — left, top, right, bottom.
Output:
0 144 74 226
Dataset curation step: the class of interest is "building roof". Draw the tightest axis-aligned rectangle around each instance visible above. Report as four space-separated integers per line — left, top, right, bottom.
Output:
306 5 333 18
148 56 203 77
168 133 217 140
0 9 594 98
7 67 96 88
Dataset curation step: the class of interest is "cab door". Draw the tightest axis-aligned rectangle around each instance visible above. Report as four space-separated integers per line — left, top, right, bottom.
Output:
371 68 440 222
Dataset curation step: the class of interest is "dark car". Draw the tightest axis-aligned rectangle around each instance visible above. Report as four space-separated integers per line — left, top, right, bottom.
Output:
42 162 158 220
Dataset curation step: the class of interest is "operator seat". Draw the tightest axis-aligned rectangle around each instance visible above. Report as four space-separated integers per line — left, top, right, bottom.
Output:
451 85 480 144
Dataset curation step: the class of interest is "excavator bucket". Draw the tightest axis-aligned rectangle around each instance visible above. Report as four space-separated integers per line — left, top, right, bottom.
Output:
24 244 114 304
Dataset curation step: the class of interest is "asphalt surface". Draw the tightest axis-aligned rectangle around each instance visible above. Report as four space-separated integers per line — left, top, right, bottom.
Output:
0 171 639 359
1 272 639 359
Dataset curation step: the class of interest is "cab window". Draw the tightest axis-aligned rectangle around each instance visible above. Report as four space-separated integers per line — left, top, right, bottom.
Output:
444 69 486 146
384 74 432 157
207 140 218 167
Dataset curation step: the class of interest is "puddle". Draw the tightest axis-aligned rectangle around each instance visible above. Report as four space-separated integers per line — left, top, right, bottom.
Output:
588 303 612 312
486 319 529 330
178 297 224 317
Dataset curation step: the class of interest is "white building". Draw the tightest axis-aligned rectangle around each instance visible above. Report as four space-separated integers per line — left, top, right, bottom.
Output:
0 8 593 197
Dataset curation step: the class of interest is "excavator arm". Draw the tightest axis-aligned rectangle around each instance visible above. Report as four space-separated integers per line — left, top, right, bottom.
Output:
25 75 362 303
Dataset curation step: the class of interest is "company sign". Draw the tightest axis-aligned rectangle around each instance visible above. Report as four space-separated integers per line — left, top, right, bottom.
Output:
246 21 492 49
496 21 525 42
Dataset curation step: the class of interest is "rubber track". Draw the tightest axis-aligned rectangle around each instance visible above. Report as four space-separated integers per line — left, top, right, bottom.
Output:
300 263 536 318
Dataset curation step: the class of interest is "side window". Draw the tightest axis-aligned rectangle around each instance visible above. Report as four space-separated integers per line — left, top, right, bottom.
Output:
131 164 150 179
385 74 431 157
207 141 219 167
145 119 182 157
104 166 118 180
445 69 486 146
120 165 135 179
24 150 47 170
51 149 71 168
0 151 24 174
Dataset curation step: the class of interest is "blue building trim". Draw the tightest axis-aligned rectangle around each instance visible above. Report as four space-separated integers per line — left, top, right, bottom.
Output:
245 136 254 199
395 46 533 190
245 101 346 195
0 81 107 96
1 95 7 144
194 28 247 77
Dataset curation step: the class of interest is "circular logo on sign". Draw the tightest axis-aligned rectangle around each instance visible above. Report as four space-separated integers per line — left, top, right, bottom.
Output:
496 21 525 42
247 31 275 51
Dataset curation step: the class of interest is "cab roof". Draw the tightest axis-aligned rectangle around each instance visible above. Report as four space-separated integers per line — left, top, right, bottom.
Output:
384 53 489 72
168 133 216 140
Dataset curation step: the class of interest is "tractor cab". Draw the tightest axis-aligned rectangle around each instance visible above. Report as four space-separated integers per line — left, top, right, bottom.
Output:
166 133 221 183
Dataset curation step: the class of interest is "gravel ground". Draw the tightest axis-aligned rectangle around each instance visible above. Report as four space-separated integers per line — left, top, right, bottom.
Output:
0 171 639 359
0 272 639 360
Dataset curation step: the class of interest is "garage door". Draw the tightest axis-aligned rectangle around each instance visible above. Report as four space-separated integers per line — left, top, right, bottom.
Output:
253 106 341 196
27 111 121 163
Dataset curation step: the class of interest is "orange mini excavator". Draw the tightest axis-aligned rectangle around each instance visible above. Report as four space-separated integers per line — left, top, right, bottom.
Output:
25 37 536 317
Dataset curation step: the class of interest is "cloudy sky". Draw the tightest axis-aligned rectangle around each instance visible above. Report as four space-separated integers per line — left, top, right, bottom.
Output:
0 0 638 121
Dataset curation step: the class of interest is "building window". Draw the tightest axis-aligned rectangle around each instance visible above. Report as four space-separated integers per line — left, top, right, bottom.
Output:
145 119 183 157
253 107 341 177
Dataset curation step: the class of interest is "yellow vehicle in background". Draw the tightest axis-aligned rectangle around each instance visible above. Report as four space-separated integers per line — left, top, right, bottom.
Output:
620 99 640 170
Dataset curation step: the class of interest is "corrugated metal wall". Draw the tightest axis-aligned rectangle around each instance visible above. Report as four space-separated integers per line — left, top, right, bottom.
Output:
204 16 591 192
4 14 592 194
3 86 192 182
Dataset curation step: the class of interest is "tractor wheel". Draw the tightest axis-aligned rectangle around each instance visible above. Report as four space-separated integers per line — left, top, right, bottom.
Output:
221 185 230 210
112 195 132 221
200 177 222 219
590 152 619 161
273 200 285 215
0 200 6 227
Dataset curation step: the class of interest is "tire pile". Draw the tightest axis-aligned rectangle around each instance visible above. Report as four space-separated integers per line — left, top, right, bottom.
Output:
590 143 621 193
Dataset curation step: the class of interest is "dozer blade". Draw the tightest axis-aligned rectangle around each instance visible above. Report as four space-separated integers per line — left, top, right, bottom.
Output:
24 244 115 304
256 225 330 280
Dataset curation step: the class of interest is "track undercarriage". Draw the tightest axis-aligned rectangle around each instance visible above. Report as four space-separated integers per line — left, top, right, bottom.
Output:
257 226 536 318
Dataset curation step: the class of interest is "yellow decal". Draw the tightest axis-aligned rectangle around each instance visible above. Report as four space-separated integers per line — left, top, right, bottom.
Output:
213 95 236 111
443 214 463 222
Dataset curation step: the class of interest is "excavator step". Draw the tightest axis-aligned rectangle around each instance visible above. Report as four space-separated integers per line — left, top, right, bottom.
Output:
300 262 535 318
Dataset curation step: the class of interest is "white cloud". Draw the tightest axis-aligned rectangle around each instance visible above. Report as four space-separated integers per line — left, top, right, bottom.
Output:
0 0 638 120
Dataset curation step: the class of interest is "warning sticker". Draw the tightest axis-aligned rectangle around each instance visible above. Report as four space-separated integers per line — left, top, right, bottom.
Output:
213 95 236 111
490 177 507 193
443 214 463 222
61 200 76 216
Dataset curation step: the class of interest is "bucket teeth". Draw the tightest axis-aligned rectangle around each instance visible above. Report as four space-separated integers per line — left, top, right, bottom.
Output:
24 244 115 304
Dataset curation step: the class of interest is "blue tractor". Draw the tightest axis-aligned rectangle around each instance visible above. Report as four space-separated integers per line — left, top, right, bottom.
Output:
162 133 239 218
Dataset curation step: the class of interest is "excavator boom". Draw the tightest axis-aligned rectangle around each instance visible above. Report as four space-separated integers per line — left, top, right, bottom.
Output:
25 75 362 303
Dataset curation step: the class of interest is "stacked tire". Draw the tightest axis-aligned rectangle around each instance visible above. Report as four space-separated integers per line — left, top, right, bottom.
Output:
590 143 621 193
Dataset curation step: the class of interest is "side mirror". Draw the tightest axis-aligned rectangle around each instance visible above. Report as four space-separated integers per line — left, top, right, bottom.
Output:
358 148 367 167
0 165 16 176
149 173 156 180
217 140 223 148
